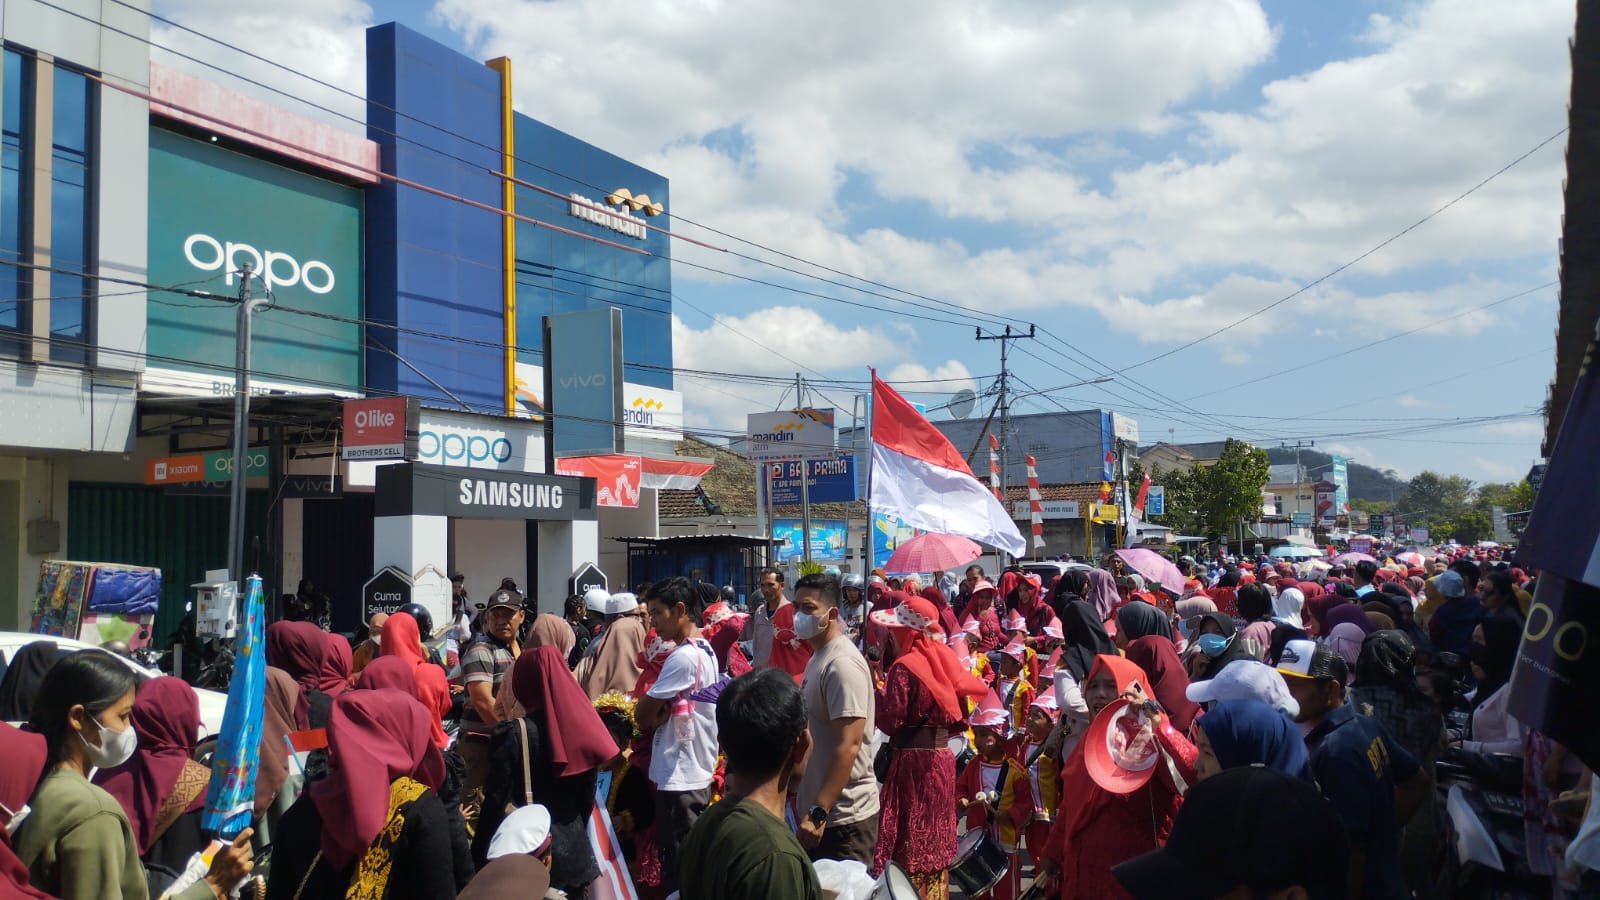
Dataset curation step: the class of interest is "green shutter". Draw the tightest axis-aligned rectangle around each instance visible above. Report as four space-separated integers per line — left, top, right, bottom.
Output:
67 483 270 641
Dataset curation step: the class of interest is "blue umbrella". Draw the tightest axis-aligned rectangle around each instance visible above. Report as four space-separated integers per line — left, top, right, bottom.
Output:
201 574 265 836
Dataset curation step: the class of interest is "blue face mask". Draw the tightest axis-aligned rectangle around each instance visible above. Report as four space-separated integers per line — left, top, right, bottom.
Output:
1197 633 1229 658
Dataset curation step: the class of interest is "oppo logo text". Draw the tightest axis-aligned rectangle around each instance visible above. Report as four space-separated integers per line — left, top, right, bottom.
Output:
183 234 336 295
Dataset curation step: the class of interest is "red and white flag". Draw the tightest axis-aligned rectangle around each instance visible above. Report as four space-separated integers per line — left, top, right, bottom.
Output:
871 375 1026 557
1026 454 1045 550
988 434 1002 501
1134 473 1152 513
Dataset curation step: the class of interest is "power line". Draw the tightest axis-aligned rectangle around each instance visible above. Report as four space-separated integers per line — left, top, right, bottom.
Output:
1103 128 1569 375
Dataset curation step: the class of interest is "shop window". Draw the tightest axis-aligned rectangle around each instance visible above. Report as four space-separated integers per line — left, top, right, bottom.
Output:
0 49 31 348
49 65 94 364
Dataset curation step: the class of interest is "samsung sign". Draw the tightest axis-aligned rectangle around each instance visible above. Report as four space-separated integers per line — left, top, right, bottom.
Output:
375 463 597 522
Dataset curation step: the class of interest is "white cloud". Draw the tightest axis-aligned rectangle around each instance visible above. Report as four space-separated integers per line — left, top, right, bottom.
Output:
1395 394 1427 409
1469 456 1520 481
150 0 372 127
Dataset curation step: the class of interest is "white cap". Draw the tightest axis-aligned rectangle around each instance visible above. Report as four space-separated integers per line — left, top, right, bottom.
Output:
487 803 552 859
1184 660 1300 719
602 591 638 615
583 587 611 609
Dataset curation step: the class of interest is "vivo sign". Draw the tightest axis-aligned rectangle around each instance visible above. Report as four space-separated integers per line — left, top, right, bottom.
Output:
183 233 335 295
560 373 608 388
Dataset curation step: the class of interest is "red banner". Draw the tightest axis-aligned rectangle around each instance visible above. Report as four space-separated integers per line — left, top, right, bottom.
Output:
555 455 642 508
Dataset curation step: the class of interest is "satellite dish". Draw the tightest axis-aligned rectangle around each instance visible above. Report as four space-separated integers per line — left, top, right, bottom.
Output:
948 389 977 420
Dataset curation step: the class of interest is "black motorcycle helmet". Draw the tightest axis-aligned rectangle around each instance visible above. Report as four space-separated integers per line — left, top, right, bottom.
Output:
398 603 434 639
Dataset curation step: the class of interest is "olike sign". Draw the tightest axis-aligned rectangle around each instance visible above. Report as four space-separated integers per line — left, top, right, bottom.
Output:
1147 484 1165 516
343 397 416 460
747 408 835 461
767 456 857 505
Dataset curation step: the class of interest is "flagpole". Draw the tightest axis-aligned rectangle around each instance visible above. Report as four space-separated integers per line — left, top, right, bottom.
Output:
862 370 875 654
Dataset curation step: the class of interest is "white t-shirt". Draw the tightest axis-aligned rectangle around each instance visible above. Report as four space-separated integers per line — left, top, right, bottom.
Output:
647 638 719 792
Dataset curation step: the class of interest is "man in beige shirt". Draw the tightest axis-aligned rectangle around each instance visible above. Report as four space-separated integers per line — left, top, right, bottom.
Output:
791 573 878 865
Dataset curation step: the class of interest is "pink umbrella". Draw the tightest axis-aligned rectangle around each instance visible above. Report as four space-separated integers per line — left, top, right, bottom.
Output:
1113 548 1185 597
1393 551 1426 566
1332 552 1378 566
884 532 982 574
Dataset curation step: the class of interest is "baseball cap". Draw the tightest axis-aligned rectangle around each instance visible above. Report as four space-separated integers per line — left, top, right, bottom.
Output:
486 589 524 611
1275 639 1348 683
1434 570 1467 598
1185 660 1300 718
1112 766 1349 899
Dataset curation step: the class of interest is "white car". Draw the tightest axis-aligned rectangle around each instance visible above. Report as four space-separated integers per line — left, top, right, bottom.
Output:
0 631 229 736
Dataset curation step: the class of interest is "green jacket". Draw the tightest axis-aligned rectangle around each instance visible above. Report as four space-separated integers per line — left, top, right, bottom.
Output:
14 768 214 900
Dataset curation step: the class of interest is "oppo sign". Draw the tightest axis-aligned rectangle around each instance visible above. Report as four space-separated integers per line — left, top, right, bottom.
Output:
183 233 336 295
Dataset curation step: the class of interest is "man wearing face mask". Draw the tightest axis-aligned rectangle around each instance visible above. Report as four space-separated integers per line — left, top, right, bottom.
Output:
678 668 822 900
791 573 878 865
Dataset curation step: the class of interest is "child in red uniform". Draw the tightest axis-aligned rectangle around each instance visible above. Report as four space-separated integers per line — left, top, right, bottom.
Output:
995 640 1036 732
956 691 1033 900
1019 693 1061 874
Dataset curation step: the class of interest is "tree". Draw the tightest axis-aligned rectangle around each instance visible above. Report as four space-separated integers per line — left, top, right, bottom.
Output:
1473 480 1535 516
1450 510 1493 544
1400 471 1473 525
1198 439 1271 540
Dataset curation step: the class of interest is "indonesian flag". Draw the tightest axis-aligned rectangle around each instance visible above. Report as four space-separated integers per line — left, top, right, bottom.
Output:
1134 473 1152 512
871 375 1026 557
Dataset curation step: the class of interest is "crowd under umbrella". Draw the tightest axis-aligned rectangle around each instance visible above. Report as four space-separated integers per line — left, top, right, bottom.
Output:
1270 545 1324 560
1331 551 1378 566
883 532 983 575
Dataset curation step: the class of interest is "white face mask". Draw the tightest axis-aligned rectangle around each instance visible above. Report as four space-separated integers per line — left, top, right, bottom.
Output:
793 609 831 640
78 715 138 770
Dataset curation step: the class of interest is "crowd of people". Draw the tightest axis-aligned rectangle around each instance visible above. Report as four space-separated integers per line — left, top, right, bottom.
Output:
2 547 1600 898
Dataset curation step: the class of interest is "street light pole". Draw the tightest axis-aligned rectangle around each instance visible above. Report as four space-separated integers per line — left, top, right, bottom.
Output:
227 265 271 586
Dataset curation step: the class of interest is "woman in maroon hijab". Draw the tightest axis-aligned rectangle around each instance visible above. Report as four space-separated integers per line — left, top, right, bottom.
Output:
93 677 211 883
0 721 54 899
266 621 346 730
472 647 617 896
1123 635 1205 737
266 690 461 900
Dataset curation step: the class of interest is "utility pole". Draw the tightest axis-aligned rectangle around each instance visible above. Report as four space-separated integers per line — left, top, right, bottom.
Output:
976 324 1035 564
227 264 271 587
795 373 813 564
1280 440 1315 517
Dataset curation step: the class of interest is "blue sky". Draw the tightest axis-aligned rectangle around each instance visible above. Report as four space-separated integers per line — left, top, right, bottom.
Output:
153 0 1572 486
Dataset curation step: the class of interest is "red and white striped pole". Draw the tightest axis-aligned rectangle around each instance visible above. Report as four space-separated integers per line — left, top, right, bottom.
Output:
988 433 1003 502
1026 454 1045 553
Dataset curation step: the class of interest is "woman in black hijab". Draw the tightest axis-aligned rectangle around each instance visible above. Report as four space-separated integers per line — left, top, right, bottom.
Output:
1113 600 1173 648
0 641 60 721
1058 600 1116 682
1049 570 1089 623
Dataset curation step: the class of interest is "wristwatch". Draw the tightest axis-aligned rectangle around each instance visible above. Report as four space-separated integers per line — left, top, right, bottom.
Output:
807 805 829 827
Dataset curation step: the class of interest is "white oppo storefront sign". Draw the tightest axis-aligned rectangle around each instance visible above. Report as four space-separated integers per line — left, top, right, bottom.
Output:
345 409 546 489
183 233 336 295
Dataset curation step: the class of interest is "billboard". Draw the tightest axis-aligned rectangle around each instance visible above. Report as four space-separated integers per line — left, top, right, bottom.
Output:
145 129 364 395
873 513 917 569
342 397 418 461
513 361 683 442
1331 456 1350 518
772 519 849 562
747 408 835 460
767 456 857 506
545 308 625 457
554 455 642 508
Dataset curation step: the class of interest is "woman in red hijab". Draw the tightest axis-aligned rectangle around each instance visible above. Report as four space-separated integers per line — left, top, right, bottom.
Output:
1122 636 1204 737
266 620 345 730
1039 654 1197 899
380 613 452 749
871 595 989 899
94 677 211 877
473 647 617 896
960 581 1004 652
268 690 458 900
0 722 53 899
1300 582 1340 637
